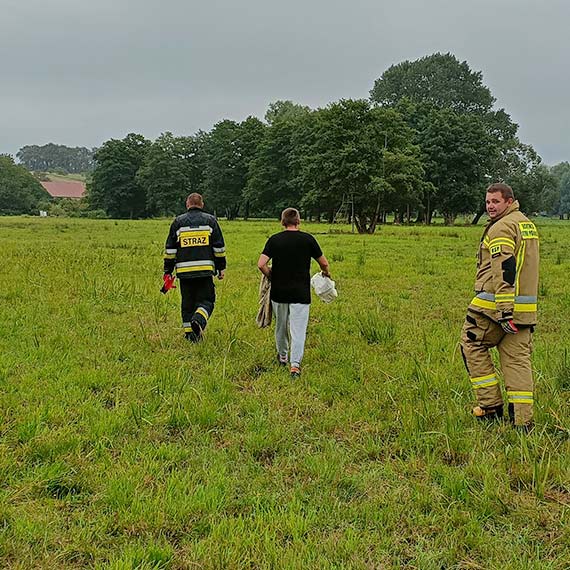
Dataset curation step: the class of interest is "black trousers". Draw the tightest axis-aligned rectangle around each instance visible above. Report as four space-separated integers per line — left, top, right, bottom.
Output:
179 277 215 334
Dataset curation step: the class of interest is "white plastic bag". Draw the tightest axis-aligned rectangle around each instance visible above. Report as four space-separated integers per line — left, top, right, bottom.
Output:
311 273 338 303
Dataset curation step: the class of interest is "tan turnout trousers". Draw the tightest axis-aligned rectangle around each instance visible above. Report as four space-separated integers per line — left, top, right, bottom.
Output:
460 310 533 425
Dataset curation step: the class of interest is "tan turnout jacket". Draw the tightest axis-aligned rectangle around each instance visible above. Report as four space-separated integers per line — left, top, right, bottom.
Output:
468 200 539 325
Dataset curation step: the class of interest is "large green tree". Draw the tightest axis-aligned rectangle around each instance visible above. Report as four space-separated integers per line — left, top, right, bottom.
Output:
87 134 151 218
298 100 425 233
371 52 495 114
0 155 50 215
371 52 535 224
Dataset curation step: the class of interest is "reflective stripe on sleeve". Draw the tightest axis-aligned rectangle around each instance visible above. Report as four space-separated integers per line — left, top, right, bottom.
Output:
213 246 226 258
495 293 515 303
471 292 536 313
489 237 516 249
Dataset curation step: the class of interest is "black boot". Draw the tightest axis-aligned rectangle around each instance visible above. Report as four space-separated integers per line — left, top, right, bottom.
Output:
473 404 504 421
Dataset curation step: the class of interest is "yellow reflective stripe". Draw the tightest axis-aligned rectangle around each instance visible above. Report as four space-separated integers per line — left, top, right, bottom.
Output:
196 308 209 320
164 254 176 259
495 293 515 302
489 237 516 249
508 391 533 404
515 239 526 295
515 303 537 312
471 373 495 382
471 297 536 313
472 380 498 389
176 265 214 273
471 374 498 389
471 297 496 310
214 252 226 258
483 235 490 245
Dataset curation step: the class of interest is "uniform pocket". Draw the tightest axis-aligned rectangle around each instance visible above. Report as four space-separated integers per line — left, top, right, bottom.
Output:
463 311 491 342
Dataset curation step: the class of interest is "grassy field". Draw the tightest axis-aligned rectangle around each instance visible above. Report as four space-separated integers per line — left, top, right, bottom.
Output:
0 216 569 569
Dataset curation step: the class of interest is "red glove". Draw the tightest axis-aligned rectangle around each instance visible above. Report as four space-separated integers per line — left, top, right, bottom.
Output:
499 315 518 334
160 273 176 294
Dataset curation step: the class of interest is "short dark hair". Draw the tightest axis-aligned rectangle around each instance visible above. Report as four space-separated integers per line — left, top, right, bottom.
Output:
486 183 514 200
281 207 300 227
186 193 204 208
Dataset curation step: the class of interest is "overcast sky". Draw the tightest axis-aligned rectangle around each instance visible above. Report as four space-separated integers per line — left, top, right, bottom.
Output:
1 0 568 164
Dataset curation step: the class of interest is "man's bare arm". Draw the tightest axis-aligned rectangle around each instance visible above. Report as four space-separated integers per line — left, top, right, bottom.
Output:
257 254 271 278
316 255 331 278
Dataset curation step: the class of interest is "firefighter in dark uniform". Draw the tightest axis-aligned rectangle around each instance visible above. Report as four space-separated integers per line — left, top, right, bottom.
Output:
460 183 539 428
163 193 226 342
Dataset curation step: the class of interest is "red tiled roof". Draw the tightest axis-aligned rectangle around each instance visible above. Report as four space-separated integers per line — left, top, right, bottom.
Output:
41 181 86 199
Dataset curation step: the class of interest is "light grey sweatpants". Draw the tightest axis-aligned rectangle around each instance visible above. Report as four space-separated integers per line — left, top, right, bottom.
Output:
271 302 310 368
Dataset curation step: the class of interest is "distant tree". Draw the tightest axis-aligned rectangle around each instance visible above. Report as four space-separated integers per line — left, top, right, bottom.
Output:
506 164 558 215
201 117 266 219
137 132 207 217
265 100 312 125
558 172 570 219
549 162 570 217
415 107 498 224
0 155 50 215
246 106 313 217
17 144 95 173
87 134 151 218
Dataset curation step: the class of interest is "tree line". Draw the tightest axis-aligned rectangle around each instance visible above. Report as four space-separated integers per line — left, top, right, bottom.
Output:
17 144 95 174
4 53 570 225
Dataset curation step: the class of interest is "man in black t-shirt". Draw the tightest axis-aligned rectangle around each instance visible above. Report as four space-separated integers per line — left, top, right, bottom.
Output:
257 208 331 378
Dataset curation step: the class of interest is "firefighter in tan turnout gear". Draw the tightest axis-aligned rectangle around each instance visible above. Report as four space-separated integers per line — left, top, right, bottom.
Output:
163 193 226 342
460 183 539 428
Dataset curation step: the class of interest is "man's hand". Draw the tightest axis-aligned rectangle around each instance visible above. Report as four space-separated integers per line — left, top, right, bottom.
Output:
499 315 518 334
161 273 176 294
321 269 331 279
217 270 225 280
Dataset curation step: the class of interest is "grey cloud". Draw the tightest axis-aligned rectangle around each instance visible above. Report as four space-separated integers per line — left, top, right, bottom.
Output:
1 0 568 164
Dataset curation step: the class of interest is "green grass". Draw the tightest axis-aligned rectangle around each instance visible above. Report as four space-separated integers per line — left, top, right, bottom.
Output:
0 217 569 569
46 172 87 182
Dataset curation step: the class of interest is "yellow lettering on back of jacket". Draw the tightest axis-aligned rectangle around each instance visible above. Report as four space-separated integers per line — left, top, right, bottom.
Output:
179 231 210 247
519 222 538 240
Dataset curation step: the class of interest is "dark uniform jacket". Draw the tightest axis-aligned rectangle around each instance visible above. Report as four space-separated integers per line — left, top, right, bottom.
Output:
469 200 539 325
163 208 226 279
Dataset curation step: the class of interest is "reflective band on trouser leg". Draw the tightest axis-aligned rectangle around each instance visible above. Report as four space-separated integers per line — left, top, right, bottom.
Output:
192 306 209 331
507 391 533 405
460 314 504 410
183 321 193 333
470 374 498 389
498 326 533 425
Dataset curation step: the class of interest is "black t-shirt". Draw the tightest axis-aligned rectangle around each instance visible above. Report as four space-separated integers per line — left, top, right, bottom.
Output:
262 230 323 304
